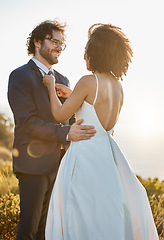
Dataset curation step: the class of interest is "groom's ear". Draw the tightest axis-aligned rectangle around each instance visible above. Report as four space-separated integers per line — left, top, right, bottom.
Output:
34 39 41 48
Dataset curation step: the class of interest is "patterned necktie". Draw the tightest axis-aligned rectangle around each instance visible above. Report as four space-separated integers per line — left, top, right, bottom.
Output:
48 70 53 75
48 70 56 84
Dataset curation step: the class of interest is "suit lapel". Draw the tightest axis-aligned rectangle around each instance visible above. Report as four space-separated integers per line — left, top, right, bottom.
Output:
53 71 60 84
28 59 50 97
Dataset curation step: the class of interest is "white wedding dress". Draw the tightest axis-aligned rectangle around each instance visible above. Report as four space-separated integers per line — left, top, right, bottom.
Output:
45 75 159 240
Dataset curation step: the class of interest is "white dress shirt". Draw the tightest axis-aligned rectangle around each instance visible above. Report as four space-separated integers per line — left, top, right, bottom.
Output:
32 57 54 76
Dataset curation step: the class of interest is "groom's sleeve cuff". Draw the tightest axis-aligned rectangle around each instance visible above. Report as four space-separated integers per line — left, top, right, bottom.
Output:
66 134 69 141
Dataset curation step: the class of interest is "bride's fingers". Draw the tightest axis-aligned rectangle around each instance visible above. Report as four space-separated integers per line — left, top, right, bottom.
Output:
56 88 65 94
55 83 68 91
55 83 63 87
56 91 61 96
55 83 64 90
56 90 65 97
55 86 63 93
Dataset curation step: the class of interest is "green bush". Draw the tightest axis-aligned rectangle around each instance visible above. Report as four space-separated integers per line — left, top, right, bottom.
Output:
0 161 18 196
0 146 12 162
0 113 14 150
142 177 164 197
149 194 164 238
0 193 20 239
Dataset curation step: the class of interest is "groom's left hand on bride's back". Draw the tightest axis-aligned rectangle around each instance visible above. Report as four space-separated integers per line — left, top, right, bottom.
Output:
68 119 96 142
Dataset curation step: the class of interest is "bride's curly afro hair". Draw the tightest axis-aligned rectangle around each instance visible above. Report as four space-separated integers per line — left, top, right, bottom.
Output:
85 23 133 80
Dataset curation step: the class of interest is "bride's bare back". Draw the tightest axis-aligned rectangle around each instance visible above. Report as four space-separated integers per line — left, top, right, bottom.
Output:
85 73 123 131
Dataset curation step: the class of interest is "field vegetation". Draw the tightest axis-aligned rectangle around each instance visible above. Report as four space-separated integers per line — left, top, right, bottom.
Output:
0 113 163 239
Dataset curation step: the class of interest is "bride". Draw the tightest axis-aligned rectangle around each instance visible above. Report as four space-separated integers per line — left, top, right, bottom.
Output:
43 23 159 240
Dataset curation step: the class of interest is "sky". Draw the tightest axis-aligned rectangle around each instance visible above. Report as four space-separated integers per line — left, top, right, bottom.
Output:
0 0 164 180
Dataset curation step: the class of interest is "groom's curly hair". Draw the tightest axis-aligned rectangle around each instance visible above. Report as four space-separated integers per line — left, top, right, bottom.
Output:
27 19 66 56
85 24 133 80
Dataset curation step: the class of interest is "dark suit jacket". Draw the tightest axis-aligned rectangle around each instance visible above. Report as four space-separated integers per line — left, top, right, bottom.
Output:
8 59 75 175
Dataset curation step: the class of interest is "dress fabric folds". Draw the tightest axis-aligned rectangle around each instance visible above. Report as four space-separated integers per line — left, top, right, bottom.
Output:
45 75 159 240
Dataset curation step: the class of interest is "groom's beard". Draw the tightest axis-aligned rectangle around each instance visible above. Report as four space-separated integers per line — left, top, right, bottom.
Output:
39 43 60 65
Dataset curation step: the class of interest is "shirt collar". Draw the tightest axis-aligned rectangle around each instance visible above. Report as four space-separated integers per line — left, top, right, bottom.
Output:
31 57 53 75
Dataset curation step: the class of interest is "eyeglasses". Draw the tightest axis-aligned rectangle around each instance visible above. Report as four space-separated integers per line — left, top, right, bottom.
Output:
45 38 66 51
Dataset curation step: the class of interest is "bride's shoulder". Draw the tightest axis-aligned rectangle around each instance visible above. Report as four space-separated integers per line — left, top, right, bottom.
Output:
72 75 94 98
74 75 96 95
79 74 95 81
77 74 95 86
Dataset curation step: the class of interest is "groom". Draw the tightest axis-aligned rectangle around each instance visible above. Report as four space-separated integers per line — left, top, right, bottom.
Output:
8 19 96 240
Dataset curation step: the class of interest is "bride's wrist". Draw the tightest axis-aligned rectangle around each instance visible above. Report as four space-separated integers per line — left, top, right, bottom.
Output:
47 85 54 94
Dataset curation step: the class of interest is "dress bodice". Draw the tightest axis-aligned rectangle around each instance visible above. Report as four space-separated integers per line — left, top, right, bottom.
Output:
76 101 113 137
76 74 113 137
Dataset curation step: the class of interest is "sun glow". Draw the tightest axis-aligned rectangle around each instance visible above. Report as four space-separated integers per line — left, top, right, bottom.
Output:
140 112 156 130
132 110 158 137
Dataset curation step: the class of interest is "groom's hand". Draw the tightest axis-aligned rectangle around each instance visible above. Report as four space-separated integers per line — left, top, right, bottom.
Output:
68 119 96 142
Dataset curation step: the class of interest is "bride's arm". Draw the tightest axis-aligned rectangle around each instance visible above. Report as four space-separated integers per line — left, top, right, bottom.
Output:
43 75 89 123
